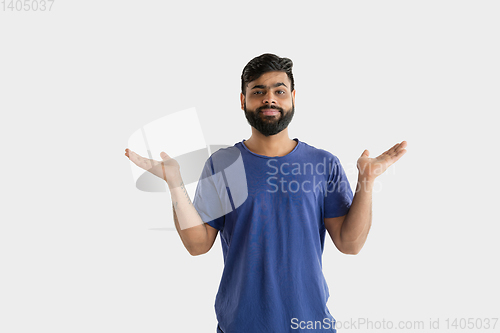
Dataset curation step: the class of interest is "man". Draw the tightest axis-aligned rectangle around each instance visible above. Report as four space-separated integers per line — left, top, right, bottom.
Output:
125 53 407 332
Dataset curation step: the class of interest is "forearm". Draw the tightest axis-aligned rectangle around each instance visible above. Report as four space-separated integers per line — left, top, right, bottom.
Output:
340 175 374 254
167 175 209 255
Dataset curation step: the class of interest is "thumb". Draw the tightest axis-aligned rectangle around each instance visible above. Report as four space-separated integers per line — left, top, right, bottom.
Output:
160 151 170 160
361 149 370 158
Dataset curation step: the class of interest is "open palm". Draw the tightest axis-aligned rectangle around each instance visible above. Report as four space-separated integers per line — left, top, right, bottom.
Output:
125 149 180 184
357 141 407 180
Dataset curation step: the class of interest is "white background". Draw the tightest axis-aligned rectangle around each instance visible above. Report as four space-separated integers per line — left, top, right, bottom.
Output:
1 1 498 332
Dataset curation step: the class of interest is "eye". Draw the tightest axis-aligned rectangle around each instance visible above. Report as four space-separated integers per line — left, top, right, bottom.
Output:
254 91 264 95
276 90 285 95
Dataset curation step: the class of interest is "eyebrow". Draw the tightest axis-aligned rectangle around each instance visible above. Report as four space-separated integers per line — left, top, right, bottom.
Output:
250 82 288 90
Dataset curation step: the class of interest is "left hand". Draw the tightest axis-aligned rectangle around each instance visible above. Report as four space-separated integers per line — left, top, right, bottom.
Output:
357 141 408 181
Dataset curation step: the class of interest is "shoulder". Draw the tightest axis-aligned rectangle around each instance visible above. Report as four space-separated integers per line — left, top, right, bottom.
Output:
207 144 243 173
298 140 341 164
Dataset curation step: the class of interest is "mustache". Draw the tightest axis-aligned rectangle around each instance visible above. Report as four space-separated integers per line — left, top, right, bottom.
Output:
257 105 283 113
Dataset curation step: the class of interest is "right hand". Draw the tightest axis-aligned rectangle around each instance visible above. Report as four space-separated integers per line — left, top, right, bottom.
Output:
125 148 181 185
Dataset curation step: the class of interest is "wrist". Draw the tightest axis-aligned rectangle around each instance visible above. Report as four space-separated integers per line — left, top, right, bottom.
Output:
357 173 375 192
166 172 183 190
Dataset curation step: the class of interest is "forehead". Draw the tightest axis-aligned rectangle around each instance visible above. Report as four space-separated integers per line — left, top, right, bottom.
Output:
249 71 290 88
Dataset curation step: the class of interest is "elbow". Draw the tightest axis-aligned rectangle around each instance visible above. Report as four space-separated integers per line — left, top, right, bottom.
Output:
187 244 209 256
338 235 366 255
340 245 362 255
189 249 207 256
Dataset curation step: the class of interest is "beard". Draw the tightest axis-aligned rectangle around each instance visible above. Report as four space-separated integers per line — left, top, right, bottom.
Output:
244 102 295 137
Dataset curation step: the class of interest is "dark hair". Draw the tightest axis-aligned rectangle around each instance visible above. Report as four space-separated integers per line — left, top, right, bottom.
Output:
241 53 294 95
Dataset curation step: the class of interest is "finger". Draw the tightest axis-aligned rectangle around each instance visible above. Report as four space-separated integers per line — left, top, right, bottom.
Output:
127 150 152 168
386 142 401 155
130 152 144 166
160 151 171 160
390 148 407 163
397 140 408 151
379 144 397 158
385 141 407 157
360 149 369 158
378 146 398 162
390 141 407 157
125 148 135 159
125 148 144 160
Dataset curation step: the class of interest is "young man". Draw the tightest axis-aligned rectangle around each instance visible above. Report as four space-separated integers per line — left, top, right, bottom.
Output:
125 53 407 333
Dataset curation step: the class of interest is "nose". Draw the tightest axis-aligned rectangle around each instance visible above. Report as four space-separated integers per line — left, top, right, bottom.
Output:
263 91 276 105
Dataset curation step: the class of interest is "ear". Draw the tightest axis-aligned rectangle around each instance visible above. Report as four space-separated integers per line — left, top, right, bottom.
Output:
240 92 245 110
292 89 296 104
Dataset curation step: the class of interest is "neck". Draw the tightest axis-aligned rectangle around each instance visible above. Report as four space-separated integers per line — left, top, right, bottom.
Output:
244 128 297 157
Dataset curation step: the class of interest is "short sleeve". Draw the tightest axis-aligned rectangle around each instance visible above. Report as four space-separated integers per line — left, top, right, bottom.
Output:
324 156 353 218
192 156 226 231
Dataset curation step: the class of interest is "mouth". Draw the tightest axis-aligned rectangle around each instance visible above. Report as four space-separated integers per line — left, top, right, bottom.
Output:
260 108 281 116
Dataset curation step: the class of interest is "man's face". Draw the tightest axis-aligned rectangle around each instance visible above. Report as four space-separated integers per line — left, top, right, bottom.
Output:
241 71 296 137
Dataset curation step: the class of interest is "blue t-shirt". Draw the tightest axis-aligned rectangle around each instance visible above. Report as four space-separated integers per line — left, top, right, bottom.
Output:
193 138 353 333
